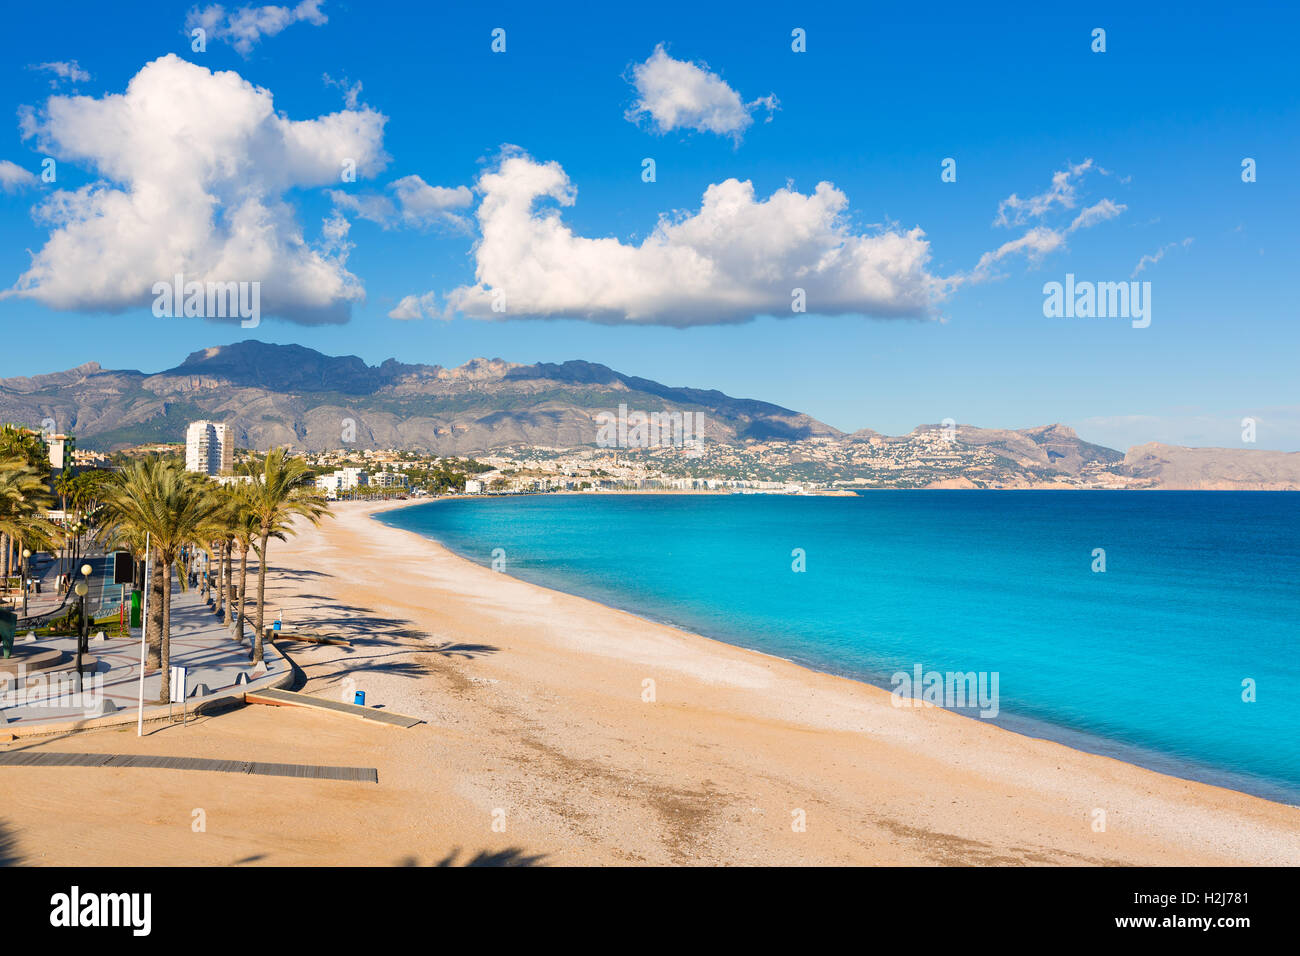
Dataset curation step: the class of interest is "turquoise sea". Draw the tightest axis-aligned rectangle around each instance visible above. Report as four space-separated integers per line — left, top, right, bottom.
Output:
377 492 1300 803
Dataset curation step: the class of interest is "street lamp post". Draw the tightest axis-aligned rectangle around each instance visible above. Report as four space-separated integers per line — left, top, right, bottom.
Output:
71 561 92 694
67 523 81 587
21 548 30 617
74 580 88 694
78 563 92 654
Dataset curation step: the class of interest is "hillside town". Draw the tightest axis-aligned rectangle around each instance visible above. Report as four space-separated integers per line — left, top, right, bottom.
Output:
55 416 1155 498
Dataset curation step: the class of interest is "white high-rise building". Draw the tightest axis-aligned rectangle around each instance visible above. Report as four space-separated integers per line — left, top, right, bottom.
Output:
45 433 70 474
185 421 233 476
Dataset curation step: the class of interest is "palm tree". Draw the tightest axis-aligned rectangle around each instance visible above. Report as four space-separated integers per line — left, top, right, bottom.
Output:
0 459 59 602
206 484 265 645
100 460 220 702
0 425 50 472
222 531 235 628
63 469 112 573
109 522 163 664
242 449 331 663
55 469 74 514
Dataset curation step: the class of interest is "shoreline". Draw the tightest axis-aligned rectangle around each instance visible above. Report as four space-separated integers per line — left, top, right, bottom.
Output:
5 497 1298 865
346 498 1300 864
374 495 1300 808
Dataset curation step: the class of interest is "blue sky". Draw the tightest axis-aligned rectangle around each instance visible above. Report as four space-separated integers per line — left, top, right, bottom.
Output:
0 0 1296 451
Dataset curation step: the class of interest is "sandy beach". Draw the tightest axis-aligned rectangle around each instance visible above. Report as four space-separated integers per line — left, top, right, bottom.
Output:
2 498 1298 867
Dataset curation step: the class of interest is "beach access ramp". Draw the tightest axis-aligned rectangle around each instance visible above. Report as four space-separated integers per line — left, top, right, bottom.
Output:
245 687 423 728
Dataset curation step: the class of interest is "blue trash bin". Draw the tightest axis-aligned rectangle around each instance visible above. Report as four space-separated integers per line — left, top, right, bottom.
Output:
354 691 366 706
273 619 281 632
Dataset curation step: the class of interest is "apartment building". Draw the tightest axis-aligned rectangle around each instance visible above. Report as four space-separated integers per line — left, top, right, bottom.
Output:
184 421 233 476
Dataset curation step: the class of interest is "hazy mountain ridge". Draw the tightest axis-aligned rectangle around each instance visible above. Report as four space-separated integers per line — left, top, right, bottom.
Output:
0 341 1294 488
0 341 836 453
1123 443 1300 490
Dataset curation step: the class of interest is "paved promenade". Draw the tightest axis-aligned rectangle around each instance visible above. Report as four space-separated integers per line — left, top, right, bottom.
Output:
4 550 124 624
1 580 289 729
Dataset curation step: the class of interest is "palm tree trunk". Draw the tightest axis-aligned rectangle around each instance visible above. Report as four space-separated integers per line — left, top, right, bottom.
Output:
236 543 248 643
159 561 172 705
222 542 234 626
254 530 270 663
213 542 224 616
146 554 164 670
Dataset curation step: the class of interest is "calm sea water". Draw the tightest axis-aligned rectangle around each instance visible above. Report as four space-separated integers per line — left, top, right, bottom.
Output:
377 492 1300 803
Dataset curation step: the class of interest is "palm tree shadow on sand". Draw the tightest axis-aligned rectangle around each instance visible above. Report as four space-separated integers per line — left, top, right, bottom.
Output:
427 641 498 659
398 847 547 867
0 821 23 866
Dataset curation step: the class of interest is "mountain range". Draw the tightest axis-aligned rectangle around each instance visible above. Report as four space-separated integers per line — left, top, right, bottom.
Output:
1 341 1296 489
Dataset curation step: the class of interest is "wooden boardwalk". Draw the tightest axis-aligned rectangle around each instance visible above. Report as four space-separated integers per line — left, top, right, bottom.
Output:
0 750 378 782
245 688 423 728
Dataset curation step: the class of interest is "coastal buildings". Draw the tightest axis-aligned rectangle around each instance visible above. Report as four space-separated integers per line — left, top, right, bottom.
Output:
45 433 71 475
98 425 1146 497
315 466 402 496
71 448 109 468
184 420 233 476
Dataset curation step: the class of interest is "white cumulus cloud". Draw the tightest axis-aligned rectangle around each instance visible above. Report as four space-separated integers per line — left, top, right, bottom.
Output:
625 45 777 140
0 160 39 192
442 149 943 326
186 0 328 55
6 54 388 324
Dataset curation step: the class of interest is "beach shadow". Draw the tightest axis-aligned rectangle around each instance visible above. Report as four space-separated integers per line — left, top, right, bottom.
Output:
427 641 498 659
287 615 412 641
397 847 546 867
288 618 498 659
315 639 500 680
384 626 433 640
3 729 89 754
340 658 431 679
0 821 22 866
269 569 334 580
